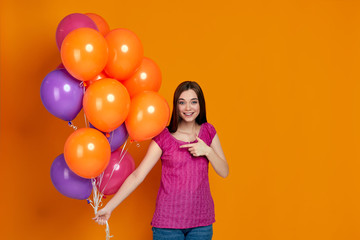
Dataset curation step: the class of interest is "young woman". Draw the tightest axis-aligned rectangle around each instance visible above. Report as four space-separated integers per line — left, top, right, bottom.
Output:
94 81 229 240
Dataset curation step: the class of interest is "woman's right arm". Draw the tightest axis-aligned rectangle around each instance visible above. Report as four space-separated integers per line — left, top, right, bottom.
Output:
93 140 162 225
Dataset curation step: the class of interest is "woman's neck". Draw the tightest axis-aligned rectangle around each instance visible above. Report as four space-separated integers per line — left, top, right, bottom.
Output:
172 121 200 142
177 121 198 133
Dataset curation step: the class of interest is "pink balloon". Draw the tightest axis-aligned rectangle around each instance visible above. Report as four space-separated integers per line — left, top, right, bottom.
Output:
96 148 135 195
56 13 98 50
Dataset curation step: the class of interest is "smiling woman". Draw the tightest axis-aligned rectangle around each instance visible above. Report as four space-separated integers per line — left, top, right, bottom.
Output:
168 81 207 133
94 81 229 240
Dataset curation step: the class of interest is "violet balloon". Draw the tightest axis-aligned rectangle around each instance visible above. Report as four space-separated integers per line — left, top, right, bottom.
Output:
40 69 83 121
90 122 128 152
50 153 92 200
96 149 135 195
56 13 98 50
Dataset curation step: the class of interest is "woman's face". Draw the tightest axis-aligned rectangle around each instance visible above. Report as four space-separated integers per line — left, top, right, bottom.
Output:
177 89 200 123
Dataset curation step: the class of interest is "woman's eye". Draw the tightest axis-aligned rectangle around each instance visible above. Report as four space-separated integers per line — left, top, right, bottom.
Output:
191 101 198 104
178 101 185 105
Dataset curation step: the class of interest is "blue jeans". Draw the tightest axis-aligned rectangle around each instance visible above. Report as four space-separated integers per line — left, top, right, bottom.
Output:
152 225 213 240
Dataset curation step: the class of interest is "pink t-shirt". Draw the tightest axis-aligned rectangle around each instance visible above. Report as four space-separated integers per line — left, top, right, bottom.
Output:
151 122 217 228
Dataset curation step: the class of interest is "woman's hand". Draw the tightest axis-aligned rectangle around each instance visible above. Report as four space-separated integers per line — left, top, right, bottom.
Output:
179 136 212 157
93 207 112 225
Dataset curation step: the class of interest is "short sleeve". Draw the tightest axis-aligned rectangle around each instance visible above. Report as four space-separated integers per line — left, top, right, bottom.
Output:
152 127 169 150
203 122 217 144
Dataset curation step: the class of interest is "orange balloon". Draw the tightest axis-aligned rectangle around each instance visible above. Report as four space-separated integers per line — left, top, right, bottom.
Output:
105 28 143 81
85 13 110 36
61 27 108 81
125 91 170 141
123 57 162 98
64 128 111 179
83 78 130 132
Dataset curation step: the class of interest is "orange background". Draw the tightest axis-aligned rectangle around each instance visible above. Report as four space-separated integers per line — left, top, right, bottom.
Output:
1 0 360 239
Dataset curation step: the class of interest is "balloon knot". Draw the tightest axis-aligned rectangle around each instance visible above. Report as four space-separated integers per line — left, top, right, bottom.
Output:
105 132 110 138
103 196 107 199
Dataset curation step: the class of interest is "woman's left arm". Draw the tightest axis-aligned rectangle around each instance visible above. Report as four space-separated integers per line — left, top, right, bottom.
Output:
180 134 229 178
205 134 229 178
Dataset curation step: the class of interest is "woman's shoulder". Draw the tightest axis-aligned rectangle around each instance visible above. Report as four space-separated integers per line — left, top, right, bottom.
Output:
201 122 217 142
152 127 171 147
202 122 216 132
154 127 170 139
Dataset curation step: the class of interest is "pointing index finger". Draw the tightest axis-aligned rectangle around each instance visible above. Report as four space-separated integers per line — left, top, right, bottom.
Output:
180 143 194 148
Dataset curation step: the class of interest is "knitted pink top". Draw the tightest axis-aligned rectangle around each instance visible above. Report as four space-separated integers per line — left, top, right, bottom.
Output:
151 122 217 229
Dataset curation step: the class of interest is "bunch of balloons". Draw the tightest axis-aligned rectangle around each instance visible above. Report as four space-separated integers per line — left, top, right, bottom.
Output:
41 13 170 202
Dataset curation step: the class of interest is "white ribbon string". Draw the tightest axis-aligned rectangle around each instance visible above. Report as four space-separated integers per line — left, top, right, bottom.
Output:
89 179 113 240
82 81 111 239
67 121 78 130
89 140 134 240
99 139 132 195
81 81 89 128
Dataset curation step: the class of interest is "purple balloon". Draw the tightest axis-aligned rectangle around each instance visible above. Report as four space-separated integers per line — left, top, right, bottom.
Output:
40 69 84 121
56 13 98 50
50 154 92 200
90 123 128 152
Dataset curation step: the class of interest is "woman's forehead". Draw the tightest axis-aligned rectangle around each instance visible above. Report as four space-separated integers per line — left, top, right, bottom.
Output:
179 89 197 99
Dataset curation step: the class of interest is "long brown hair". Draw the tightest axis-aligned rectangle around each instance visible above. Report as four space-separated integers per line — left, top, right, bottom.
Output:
168 81 207 133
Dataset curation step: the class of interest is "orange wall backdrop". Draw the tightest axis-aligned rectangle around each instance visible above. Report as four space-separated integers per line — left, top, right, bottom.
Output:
2 0 360 239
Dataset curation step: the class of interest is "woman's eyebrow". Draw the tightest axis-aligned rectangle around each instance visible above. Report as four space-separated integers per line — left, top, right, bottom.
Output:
178 98 198 101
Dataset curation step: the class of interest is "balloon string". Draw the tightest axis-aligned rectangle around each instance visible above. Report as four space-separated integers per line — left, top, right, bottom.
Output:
96 132 123 190
119 138 129 159
68 121 78 130
88 140 136 239
81 81 89 128
97 172 105 192
100 139 133 194
89 179 113 240
109 131 114 145
105 222 111 240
